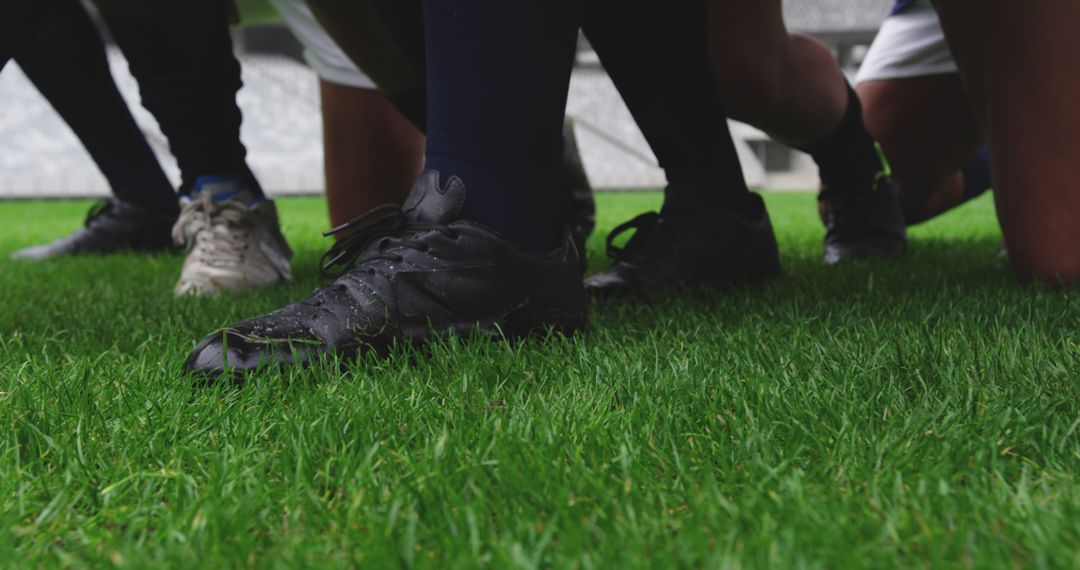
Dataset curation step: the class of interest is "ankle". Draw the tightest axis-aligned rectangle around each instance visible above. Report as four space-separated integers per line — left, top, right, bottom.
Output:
662 180 759 220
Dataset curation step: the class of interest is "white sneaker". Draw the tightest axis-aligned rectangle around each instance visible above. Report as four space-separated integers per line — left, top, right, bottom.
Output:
172 180 293 296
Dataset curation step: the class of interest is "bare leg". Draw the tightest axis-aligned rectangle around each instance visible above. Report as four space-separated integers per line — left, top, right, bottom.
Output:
857 75 983 224
708 0 905 265
320 79 424 227
305 0 426 128
937 0 1080 283
707 0 846 145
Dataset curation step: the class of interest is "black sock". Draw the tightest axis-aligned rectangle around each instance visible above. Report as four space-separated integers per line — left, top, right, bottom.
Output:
660 141 757 218
423 0 579 254
583 0 755 218
795 83 885 193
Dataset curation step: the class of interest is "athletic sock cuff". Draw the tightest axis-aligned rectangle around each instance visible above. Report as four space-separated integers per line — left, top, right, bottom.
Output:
794 83 883 190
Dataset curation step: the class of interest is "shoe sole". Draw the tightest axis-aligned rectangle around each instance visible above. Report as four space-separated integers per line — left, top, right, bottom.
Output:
186 307 588 385
585 264 782 302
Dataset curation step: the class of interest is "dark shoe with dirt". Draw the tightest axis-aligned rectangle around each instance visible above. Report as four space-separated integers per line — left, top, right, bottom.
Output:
820 175 907 265
560 119 596 255
11 199 176 260
584 193 781 299
184 171 588 377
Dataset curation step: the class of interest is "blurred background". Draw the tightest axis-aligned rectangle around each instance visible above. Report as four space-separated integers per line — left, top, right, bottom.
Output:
0 0 893 199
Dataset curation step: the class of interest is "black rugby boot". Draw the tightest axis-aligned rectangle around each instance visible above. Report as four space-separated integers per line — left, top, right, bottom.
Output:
184 171 588 377
11 199 176 260
559 120 596 255
585 192 781 299
820 174 907 266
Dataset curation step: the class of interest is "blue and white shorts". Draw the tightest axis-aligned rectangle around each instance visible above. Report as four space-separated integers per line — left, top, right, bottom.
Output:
855 0 958 84
270 0 377 90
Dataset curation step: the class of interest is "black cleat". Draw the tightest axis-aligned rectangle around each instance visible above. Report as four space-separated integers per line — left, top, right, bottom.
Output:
820 175 907 266
11 199 176 261
184 171 588 377
585 193 781 299
560 120 596 255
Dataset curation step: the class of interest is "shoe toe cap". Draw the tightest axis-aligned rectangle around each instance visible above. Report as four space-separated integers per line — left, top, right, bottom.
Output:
11 243 59 261
584 268 642 299
824 238 906 266
183 328 322 377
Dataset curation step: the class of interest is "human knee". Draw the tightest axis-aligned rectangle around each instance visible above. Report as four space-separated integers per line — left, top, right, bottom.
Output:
858 86 933 174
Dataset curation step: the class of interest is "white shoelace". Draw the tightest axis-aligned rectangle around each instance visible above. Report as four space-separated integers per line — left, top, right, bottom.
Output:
173 193 255 266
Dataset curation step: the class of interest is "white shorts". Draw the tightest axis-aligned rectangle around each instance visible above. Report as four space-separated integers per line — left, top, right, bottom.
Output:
269 0 377 90
855 0 958 84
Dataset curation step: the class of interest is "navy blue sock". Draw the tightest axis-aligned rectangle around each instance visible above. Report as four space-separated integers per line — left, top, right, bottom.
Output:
423 0 580 254
961 146 992 202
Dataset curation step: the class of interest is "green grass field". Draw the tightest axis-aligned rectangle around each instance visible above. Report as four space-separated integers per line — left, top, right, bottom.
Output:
0 192 1076 568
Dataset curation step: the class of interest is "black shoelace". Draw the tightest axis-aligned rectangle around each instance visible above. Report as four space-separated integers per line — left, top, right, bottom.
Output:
604 211 660 259
84 199 116 228
319 204 459 278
